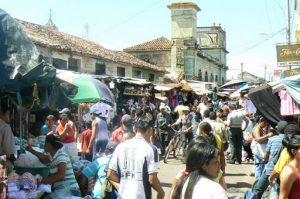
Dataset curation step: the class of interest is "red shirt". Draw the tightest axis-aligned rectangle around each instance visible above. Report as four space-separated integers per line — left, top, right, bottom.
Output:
111 126 125 143
80 128 92 153
56 123 76 143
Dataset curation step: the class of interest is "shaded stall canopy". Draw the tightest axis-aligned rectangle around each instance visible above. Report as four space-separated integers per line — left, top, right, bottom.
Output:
219 79 247 93
120 78 153 86
181 80 215 95
268 74 300 93
154 83 181 91
248 84 283 127
230 85 255 99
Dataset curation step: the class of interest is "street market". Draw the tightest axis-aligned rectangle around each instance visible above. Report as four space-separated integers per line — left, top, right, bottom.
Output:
2 1 300 199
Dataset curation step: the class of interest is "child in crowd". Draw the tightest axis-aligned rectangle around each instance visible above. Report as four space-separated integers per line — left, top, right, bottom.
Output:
80 121 93 161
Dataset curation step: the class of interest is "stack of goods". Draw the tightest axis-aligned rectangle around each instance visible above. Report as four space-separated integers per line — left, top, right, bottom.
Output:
14 148 47 168
8 172 37 199
124 85 136 94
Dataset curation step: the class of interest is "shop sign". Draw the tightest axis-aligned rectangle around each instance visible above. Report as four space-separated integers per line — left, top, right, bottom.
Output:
277 44 300 67
284 67 300 77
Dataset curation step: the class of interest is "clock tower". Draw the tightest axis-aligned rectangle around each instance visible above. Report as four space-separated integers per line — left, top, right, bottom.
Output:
167 2 200 77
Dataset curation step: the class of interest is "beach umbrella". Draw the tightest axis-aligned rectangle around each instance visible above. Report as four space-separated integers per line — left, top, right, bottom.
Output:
56 70 114 104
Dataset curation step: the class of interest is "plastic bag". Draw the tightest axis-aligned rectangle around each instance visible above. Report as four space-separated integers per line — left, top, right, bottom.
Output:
268 183 279 199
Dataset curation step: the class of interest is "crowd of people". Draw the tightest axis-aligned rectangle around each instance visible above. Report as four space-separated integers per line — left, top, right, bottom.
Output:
2 91 300 199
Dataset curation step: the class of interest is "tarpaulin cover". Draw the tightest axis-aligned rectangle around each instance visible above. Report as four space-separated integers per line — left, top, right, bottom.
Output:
248 84 283 127
0 9 40 91
282 80 300 105
0 9 75 110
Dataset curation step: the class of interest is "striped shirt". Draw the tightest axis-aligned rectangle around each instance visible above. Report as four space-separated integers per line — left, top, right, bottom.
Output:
227 110 246 128
48 149 79 191
264 134 284 175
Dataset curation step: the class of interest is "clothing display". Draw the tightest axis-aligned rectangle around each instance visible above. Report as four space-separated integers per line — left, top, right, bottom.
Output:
8 172 37 199
278 90 300 116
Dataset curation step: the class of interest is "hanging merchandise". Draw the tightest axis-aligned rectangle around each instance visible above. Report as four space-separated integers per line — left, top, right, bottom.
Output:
278 90 300 116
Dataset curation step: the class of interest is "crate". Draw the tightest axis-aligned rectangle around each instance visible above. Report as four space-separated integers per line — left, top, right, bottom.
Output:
14 166 49 178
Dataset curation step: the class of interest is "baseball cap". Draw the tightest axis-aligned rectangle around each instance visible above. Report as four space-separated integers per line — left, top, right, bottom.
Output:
121 114 133 130
46 115 55 120
275 121 288 132
284 124 300 135
59 108 70 114
105 141 118 153
90 106 100 114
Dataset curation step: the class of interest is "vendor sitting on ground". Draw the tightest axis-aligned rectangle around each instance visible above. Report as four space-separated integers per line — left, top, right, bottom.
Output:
41 115 57 135
25 134 80 198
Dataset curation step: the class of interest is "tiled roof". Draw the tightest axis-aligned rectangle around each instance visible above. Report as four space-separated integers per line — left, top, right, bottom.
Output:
17 19 165 72
124 37 172 51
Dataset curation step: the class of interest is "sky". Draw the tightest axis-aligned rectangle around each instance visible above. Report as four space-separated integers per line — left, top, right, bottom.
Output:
0 0 297 80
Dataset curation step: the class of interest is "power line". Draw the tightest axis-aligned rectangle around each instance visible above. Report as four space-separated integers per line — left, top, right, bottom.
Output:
264 0 273 32
102 0 164 34
275 0 286 15
239 28 286 53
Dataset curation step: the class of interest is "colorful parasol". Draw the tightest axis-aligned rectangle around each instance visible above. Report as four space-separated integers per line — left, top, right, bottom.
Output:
56 70 114 104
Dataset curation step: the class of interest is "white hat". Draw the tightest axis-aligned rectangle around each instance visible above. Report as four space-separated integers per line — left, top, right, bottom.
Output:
182 106 190 111
159 104 166 110
59 108 70 114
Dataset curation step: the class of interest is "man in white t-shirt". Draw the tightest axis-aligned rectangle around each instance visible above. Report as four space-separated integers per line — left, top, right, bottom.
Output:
174 101 185 117
107 115 165 199
197 96 209 118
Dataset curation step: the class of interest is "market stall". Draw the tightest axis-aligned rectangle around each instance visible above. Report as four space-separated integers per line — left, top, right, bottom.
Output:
154 83 182 109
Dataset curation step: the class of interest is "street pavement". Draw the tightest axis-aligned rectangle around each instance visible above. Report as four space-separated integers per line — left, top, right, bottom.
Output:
155 155 255 198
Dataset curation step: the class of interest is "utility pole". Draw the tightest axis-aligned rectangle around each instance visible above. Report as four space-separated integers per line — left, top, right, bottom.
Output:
241 62 244 80
287 0 292 70
264 65 267 82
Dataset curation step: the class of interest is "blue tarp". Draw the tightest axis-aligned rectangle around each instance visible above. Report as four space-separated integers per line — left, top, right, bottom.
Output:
283 80 300 105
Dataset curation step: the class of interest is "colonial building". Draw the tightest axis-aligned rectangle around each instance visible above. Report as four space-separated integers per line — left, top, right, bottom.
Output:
17 19 165 82
124 2 227 84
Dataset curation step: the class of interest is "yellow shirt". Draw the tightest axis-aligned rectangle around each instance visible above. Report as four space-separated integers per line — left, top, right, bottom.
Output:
214 134 223 182
215 134 222 152
274 148 292 174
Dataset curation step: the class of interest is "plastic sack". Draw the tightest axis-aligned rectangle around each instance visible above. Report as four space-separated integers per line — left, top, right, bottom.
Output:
268 183 279 199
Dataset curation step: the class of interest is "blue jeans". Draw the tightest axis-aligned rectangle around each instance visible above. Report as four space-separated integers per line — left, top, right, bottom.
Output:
253 153 264 180
93 139 108 159
253 172 269 199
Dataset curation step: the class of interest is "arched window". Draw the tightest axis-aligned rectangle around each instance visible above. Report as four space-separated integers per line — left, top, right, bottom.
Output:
198 69 202 81
215 75 218 82
205 71 208 82
210 73 214 82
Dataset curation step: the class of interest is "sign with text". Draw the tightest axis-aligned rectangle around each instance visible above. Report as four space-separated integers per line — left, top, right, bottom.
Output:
284 67 300 77
277 44 300 67
273 70 282 77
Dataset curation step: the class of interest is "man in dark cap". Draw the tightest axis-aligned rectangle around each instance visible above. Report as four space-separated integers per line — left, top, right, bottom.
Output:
111 114 133 143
